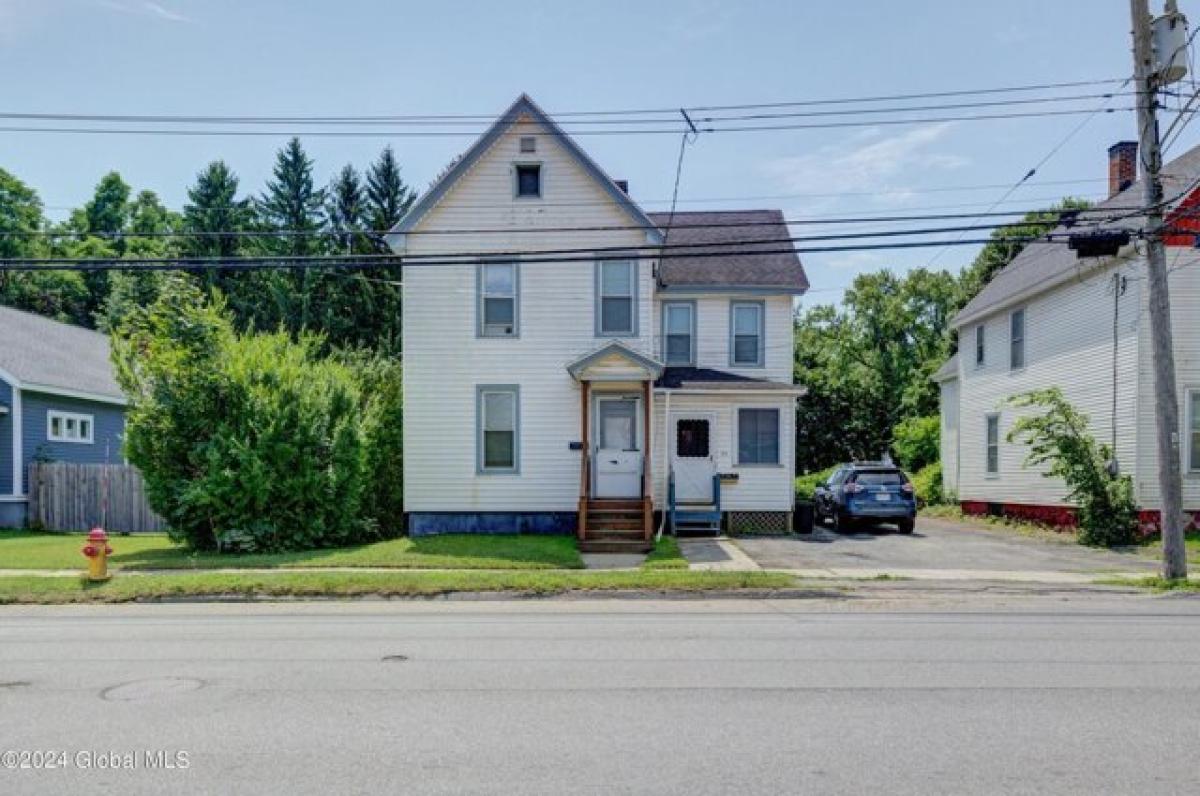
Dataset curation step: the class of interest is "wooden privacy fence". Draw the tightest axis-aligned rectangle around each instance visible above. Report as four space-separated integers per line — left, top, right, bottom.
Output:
28 463 168 533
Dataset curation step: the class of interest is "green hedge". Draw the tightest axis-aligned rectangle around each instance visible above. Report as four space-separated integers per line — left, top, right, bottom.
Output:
794 466 837 502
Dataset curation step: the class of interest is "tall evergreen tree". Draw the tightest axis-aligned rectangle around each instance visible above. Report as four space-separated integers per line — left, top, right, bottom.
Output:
98 190 181 332
365 146 415 246
257 137 328 333
258 137 326 257
182 160 255 260
327 164 368 254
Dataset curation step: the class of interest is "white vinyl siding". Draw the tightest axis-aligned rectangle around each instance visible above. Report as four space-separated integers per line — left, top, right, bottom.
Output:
1009 308 1025 370
478 261 518 337
985 414 999 476
597 260 637 336
956 260 1141 508
1189 389 1200 473
401 114 653 512
729 301 765 367
939 377 960 495
653 294 793 382
477 386 519 474
662 301 695 365
47 410 94 444
736 408 780 465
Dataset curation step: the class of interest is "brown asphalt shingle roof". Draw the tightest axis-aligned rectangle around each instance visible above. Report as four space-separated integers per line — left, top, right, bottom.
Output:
646 209 809 292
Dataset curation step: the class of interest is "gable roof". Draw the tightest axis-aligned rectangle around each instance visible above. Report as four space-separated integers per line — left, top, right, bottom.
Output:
566 341 664 381
952 141 1200 329
932 353 959 382
387 94 663 244
0 306 125 404
648 209 809 293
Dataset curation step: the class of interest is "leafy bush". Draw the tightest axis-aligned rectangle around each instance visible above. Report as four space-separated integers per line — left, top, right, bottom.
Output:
113 279 375 552
795 466 837 502
344 351 404 535
1006 388 1138 547
891 415 940 472
911 461 943 506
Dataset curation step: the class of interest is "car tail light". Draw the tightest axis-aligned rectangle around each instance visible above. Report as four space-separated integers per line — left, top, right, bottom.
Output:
901 483 914 494
844 483 864 494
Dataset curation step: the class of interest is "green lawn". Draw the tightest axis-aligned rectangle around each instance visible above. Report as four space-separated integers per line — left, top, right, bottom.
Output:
0 569 796 604
1098 575 1200 592
642 536 688 570
0 531 584 571
1137 529 1200 565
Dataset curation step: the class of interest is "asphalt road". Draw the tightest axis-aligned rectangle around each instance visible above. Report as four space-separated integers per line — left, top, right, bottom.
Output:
2 595 1200 795
738 516 1162 575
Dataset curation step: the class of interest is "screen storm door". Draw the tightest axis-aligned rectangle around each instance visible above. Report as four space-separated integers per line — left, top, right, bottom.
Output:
594 397 641 498
671 414 715 503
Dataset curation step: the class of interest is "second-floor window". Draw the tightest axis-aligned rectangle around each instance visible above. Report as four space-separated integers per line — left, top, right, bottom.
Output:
730 301 764 367
663 301 695 365
975 324 985 367
479 261 518 337
1010 308 1025 370
596 259 636 336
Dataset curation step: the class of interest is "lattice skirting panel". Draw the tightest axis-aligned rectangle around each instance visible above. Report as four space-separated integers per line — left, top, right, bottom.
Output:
728 511 791 534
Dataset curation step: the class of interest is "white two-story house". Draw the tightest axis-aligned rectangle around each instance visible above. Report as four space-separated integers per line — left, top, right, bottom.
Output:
388 95 807 550
937 140 1200 531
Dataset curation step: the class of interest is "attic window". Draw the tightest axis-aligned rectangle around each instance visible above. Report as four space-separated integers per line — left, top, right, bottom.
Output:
519 136 536 153
515 164 541 198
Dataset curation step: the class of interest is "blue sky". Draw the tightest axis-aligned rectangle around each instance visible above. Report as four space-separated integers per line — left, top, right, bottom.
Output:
1 0 1195 303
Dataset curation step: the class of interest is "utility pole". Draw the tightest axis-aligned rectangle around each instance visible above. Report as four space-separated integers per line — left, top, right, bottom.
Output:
1130 0 1188 580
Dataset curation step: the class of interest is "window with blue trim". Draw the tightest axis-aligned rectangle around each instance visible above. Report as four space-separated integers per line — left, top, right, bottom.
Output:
479 387 518 473
598 260 635 335
479 261 517 337
731 302 764 366
737 408 779 465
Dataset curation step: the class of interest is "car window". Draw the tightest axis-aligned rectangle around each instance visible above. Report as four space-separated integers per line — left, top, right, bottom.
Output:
828 468 846 486
852 470 905 486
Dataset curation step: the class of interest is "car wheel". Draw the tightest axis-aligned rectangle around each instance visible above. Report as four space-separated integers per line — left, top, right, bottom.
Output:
897 519 914 534
833 511 852 534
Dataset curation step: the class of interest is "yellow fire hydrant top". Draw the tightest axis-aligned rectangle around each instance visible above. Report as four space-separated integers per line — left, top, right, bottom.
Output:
81 527 112 582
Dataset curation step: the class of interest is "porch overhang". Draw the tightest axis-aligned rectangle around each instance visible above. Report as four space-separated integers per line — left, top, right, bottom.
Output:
566 341 664 383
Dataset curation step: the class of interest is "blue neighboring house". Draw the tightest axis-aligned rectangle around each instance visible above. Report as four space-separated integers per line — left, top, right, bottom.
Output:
0 306 127 528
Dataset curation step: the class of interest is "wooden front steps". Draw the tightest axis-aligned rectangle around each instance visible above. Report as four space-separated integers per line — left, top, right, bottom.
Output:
578 498 653 553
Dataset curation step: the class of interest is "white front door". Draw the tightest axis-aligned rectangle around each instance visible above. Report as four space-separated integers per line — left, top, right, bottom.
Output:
671 414 716 503
594 397 641 498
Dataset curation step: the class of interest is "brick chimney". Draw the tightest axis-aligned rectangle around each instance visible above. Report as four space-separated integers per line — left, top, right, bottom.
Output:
1108 141 1138 197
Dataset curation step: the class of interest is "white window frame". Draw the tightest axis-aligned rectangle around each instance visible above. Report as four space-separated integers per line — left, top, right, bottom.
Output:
1187 388 1200 474
47 410 94 444
595 258 638 337
729 300 766 368
975 324 986 368
735 406 781 466
477 260 519 338
477 385 519 475
662 300 696 366
985 413 1000 477
1009 308 1026 371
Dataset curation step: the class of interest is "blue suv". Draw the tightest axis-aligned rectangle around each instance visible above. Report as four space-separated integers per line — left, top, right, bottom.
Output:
813 462 917 534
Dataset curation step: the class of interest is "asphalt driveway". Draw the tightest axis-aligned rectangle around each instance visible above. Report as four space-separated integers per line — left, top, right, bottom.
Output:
736 516 1160 576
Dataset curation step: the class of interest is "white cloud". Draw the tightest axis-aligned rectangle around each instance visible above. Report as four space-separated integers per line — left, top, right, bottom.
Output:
93 0 192 24
142 1 190 23
763 123 970 209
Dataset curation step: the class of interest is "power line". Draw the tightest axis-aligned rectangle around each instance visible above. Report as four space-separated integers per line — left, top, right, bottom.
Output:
10 203 1142 241
0 92 1137 127
0 237 1094 272
0 107 1137 138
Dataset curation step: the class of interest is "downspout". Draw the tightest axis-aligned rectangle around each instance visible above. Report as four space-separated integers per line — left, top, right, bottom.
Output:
655 388 672 542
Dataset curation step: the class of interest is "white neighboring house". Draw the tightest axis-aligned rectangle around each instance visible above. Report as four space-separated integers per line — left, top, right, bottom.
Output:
937 140 1200 529
388 95 808 550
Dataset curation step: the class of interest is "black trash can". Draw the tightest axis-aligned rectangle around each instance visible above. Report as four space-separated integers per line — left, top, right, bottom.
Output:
793 501 815 535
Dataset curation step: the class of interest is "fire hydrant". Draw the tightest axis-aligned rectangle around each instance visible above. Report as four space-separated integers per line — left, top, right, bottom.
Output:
81 528 113 582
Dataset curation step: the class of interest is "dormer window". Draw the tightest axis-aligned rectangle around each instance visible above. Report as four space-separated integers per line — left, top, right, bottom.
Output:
515 164 541 198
